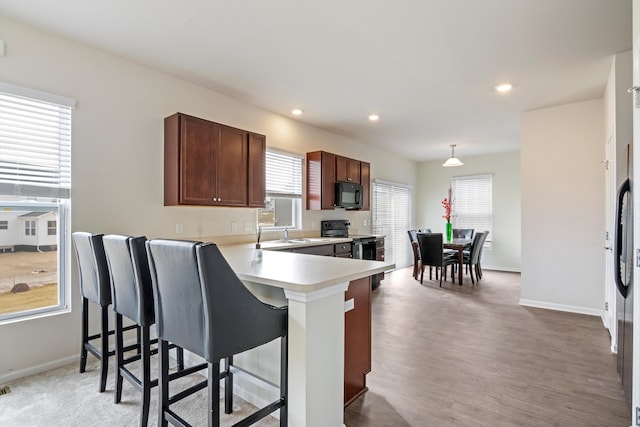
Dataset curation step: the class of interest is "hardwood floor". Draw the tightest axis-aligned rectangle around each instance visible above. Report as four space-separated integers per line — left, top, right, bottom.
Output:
344 268 631 427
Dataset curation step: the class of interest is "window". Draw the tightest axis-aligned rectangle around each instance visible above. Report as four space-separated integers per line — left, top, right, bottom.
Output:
261 149 303 229
451 174 493 245
0 221 7 230
0 81 74 322
372 180 412 269
48 220 57 236
24 220 36 236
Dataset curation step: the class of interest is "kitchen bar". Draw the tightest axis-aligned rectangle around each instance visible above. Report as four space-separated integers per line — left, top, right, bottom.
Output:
217 244 394 427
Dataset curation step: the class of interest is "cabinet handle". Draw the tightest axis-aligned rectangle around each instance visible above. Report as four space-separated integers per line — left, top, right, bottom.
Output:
347 177 352 181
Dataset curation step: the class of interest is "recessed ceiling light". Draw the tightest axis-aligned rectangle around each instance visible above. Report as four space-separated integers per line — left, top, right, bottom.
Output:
495 83 513 93
291 108 303 116
368 114 380 122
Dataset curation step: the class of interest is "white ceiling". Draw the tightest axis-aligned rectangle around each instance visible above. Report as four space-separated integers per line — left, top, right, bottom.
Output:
0 0 632 161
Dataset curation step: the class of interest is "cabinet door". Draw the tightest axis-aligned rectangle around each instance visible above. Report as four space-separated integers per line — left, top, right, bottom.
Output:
216 125 248 206
336 156 361 183
360 161 370 210
344 276 372 405
321 152 336 209
248 133 266 207
179 115 218 205
292 244 334 256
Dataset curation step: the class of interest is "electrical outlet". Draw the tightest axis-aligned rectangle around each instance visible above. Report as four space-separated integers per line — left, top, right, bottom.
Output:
363 219 368 226
231 222 238 232
311 221 316 229
244 222 252 232
175 223 183 234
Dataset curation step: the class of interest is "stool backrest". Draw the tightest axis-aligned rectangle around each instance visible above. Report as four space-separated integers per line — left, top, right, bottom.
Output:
147 239 287 363
196 242 287 361
72 232 111 306
146 239 204 357
103 235 154 326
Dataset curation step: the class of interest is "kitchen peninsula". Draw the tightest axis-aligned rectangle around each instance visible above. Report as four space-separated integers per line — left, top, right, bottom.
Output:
217 243 394 427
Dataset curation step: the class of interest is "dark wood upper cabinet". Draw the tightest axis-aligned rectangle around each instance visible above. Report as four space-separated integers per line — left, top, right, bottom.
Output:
164 113 265 207
248 133 266 207
307 151 336 210
336 156 361 183
360 161 370 211
307 151 370 211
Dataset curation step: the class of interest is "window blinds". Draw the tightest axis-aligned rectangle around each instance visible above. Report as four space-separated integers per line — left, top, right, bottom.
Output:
372 180 412 269
451 174 492 242
265 149 302 198
0 84 74 199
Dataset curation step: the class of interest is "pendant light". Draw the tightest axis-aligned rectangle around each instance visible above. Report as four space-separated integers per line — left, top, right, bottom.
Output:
442 144 464 167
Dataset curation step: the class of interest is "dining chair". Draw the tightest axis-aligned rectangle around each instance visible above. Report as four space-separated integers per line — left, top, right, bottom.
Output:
408 229 432 280
103 234 184 426
452 228 474 239
476 231 490 279
416 232 458 287
146 239 288 427
463 231 487 284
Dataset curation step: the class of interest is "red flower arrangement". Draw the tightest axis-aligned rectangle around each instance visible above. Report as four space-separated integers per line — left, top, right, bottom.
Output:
441 198 452 222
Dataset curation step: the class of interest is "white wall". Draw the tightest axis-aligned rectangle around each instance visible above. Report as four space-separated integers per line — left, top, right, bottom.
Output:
0 17 417 381
521 99 605 315
416 151 521 272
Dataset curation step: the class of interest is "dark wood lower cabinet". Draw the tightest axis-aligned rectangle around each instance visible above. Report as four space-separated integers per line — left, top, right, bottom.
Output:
344 276 372 406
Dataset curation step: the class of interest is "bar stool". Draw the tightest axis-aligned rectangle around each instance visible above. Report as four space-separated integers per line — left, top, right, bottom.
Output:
146 239 288 427
72 232 138 392
103 235 185 426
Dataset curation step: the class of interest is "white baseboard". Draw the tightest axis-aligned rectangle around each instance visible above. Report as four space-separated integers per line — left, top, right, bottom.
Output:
519 298 604 318
483 265 521 273
0 354 78 385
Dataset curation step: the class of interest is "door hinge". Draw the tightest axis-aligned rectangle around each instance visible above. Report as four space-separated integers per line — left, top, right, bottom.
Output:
636 249 640 267
636 406 640 425
605 302 609 311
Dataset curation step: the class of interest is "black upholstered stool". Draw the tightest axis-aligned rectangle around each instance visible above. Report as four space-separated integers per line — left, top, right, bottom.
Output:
72 232 138 392
146 239 288 427
103 235 185 426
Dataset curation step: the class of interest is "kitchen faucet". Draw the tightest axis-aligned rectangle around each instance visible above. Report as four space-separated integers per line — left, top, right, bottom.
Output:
283 227 288 241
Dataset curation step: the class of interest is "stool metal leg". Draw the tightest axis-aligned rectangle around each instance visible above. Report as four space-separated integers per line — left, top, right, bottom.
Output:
99 305 109 393
280 335 288 427
209 362 221 427
158 339 169 427
140 325 151 427
114 312 124 403
79 298 89 373
225 356 233 414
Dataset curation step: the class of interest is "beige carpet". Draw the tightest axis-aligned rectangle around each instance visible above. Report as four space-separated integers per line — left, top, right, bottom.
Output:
0 357 279 426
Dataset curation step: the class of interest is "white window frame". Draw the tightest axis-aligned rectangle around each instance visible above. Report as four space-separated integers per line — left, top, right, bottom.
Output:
0 82 74 323
451 174 493 246
262 148 303 230
24 220 36 236
372 179 413 269
48 220 57 236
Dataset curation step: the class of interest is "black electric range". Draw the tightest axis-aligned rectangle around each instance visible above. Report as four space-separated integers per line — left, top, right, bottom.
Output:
321 220 382 289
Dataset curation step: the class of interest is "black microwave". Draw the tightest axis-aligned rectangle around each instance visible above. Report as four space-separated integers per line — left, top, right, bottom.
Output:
335 181 363 210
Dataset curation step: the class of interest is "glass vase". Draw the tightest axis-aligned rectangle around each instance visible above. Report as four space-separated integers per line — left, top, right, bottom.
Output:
446 221 453 242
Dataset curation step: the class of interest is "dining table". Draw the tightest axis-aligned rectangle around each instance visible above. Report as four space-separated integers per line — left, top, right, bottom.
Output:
444 238 473 285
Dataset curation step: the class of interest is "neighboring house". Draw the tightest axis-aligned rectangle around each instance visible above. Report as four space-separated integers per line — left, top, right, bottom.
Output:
0 210 57 252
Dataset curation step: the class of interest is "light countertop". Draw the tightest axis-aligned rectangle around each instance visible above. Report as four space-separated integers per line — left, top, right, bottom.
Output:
218 243 394 292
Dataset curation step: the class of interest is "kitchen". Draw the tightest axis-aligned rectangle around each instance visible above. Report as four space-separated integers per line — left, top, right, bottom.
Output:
0 2 636 426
